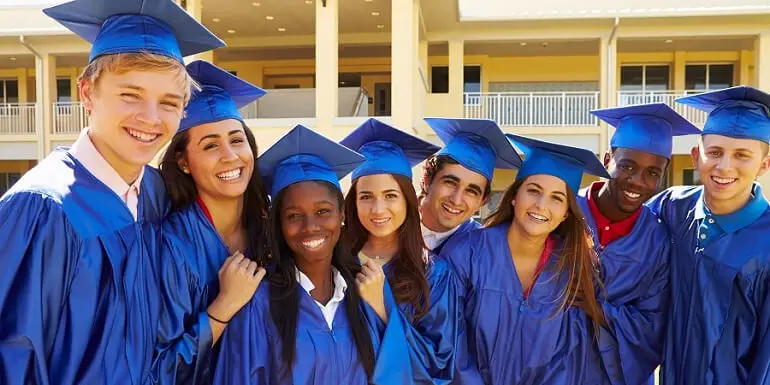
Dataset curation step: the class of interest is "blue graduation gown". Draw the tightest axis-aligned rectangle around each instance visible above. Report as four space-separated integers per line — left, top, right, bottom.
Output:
0 149 167 385
646 184 770 385
432 218 482 255
577 188 670 385
375 258 460 385
440 223 611 385
213 275 412 384
147 203 231 384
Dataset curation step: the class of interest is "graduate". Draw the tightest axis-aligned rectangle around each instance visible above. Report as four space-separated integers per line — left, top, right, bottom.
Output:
585 103 700 385
441 135 613 385
340 118 460 384
420 118 522 254
0 1 223 384
149 61 270 384
213 125 411 385
646 86 770 385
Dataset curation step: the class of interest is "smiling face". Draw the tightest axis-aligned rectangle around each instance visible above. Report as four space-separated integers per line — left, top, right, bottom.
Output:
421 163 488 232
692 134 770 213
605 147 669 213
179 119 254 202
355 174 408 239
280 181 345 264
511 174 570 238
80 68 186 180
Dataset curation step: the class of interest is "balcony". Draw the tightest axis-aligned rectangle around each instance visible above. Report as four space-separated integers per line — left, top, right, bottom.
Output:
53 102 88 135
617 90 709 126
239 87 369 120
0 103 37 135
463 92 600 127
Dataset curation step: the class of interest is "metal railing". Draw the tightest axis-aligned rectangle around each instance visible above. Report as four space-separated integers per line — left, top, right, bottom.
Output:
464 91 600 126
53 102 88 135
0 103 37 135
617 90 710 125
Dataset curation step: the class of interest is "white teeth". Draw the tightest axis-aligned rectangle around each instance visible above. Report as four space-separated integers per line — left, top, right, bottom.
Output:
443 204 462 215
301 238 325 249
127 128 158 143
371 218 390 225
528 212 548 222
712 176 736 185
217 168 242 181
624 191 641 199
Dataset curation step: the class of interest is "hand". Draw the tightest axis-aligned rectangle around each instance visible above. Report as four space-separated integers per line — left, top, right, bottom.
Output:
208 251 266 322
356 259 387 321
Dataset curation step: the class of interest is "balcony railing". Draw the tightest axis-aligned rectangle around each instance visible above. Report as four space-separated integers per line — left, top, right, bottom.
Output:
240 87 369 119
464 91 600 127
53 102 88 135
617 90 710 125
0 103 37 135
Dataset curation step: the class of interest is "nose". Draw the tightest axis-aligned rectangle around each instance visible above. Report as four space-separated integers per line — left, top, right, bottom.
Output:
370 198 387 215
304 216 321 232
715 154 733 171
627 169 646 190
135 101 161 126
449 187 464 206
221 143 239 163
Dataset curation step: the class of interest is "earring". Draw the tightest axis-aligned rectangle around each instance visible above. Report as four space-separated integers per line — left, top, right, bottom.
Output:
182 167 190 174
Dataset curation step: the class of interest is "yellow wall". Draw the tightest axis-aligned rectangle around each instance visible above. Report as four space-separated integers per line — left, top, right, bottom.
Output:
0 160 36 173
264 75 315 89
669 154 694 186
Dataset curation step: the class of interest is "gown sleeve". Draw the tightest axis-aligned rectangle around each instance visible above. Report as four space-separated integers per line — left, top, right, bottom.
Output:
598 235 671 385
146 233 214 385
0 192 78 385
438 232 485 385
748 267 770 384
212 291 272 385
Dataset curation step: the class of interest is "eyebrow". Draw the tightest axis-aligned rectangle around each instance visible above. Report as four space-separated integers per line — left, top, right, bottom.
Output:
442 174 483 194
283 200 336 210
198 129 243 145
527 182 567 198
118 83 184 102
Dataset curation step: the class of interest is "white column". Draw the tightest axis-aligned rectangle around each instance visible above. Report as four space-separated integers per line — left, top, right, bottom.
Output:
315 0 339 131
391 0 418 129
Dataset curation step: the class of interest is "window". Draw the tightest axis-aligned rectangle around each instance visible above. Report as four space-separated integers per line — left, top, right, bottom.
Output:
430 65 481 95
682 169 701 186
228 71 238 77
274 84 300 89
338 73 362 88
0 79 19 104
685 64 734 91
620 65 670 91
56 78 72 103
0 173 21 196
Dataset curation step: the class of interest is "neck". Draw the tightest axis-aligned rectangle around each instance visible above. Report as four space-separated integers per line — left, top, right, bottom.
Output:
296 257 334 305
507 220 548 260
88 130 142 184
596 182 634 222
361 232 400 262
705 185 754 215
200 193 245 249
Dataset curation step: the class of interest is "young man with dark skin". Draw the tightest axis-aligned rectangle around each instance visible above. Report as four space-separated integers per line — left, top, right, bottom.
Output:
582 103 701 385
419 118 521 254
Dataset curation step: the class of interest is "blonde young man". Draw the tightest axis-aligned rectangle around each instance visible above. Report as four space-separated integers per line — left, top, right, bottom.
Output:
0 0 223 384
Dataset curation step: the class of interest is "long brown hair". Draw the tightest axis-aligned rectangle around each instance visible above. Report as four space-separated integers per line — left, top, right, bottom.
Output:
343 174 431 320
158 123 270 266
485 178 606 329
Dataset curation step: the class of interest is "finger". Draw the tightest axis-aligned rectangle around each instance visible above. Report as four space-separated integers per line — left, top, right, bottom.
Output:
253 267 267 282
362 264 377 277
246 261 258 275
238 256 252 268
229 253 245 268
356 273 367 284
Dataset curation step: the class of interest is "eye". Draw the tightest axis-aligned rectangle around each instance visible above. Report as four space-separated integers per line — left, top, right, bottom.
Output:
649 170 660 178
317 208 331 216
120 93 140 101
286 213 301 221
707 150 722 158
386 193 399 199
551 195 564 203
443 179 457 187
735 153 751 160
358 195 371 201
527 188 540 195
621 164 634 171
466 189 480 197
203 143 217 151
161 100 180 109
232 138 245 145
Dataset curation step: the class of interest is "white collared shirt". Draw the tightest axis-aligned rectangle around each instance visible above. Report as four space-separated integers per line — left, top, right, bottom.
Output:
69 128 144 220
421 222 461 251
296 267 348 329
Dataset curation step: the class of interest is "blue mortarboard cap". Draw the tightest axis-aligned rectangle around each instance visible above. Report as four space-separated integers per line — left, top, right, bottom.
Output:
340 118 440 180
591 103 701 158
43 0 225 63
424 118 522 181
179 61 266 133
259 125 365 197
676 85 770 143
507 134 610 195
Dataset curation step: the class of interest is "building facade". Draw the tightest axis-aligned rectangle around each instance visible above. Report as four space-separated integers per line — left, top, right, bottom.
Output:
0 0 769 201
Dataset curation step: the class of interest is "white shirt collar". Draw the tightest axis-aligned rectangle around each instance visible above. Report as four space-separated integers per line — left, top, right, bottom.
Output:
421 222 461 251
295 266 347 329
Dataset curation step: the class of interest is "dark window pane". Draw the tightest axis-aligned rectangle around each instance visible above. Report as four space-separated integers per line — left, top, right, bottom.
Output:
645 65 669 90
0 173 7 195
620 66 643 91
338 73 362 87
464 66 481 93
8 173 20 188
685 65 707 90
709 64 733 90
431 66 449 93
5 80 18 103
228 71 238 76
57 78 72 103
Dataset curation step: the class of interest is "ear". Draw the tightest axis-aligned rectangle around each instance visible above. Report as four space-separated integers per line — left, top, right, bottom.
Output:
79 78 94 112
690 145 700 169
757 154 770 177
177 156 190 174
603 152 611 168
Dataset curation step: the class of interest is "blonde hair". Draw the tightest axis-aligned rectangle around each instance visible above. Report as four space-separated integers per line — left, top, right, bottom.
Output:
78 52 199 103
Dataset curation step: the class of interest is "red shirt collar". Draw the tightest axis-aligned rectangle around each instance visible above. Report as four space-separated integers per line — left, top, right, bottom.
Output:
586 181 641 247
524 235 555 299
196 196 215 225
